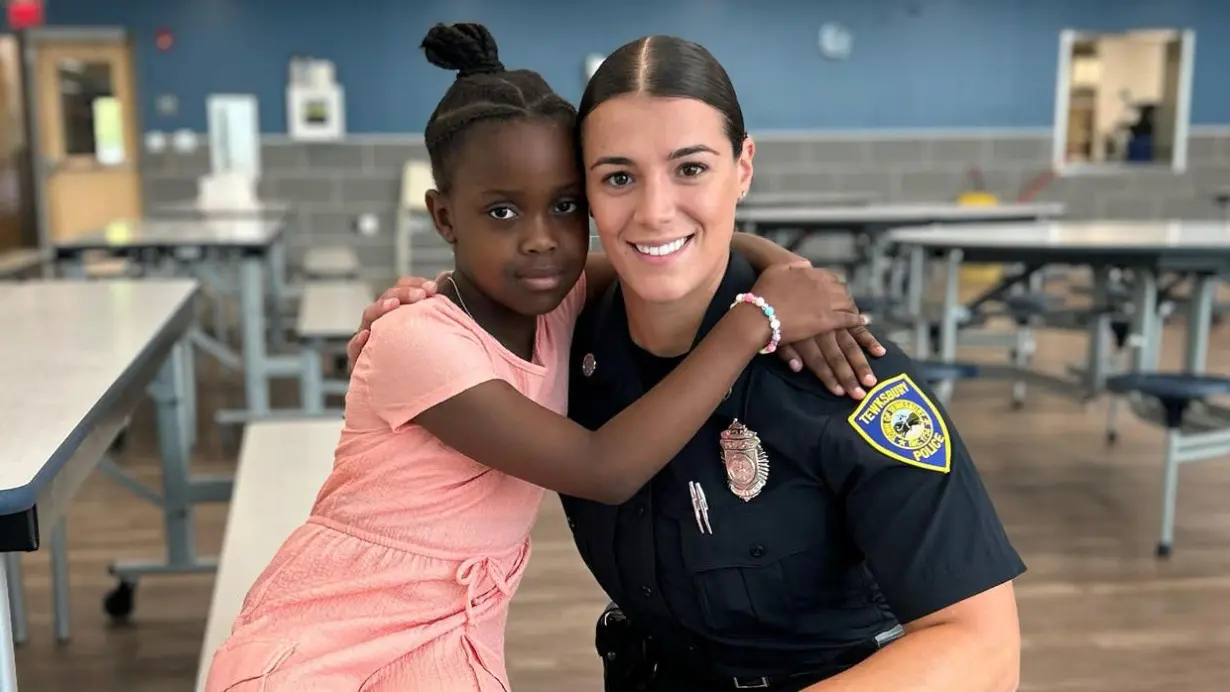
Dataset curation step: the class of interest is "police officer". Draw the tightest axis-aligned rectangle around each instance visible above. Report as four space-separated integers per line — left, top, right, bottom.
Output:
564 33 1025 691
567 248 1025 691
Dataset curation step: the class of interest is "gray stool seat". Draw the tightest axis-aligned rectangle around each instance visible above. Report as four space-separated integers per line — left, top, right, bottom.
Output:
916 360 980 384
1069 283 1133 302
1002 293 1057 321
852 295 899 315
1104 371 1230 558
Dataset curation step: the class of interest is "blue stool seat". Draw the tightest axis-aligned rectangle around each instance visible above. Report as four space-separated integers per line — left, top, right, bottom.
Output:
1105 372 1230 406
916 360 980 384
1105 372 1230 429
1104 371 1230 559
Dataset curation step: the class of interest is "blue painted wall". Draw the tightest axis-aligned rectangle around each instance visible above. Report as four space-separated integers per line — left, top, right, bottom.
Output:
28 0 1230 133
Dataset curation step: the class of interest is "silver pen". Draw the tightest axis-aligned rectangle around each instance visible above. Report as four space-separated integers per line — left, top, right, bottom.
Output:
689 481 713 535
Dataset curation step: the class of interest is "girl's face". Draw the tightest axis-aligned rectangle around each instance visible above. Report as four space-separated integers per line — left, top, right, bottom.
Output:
426 119 589 317
581 94 754 305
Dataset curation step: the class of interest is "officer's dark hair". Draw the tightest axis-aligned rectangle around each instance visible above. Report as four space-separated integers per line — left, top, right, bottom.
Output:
576 35 747 159
421 22 577 192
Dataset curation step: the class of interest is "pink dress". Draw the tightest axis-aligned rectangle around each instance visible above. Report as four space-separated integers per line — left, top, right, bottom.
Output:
204 274 587 691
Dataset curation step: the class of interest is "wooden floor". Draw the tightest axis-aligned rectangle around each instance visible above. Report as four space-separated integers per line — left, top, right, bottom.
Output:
10 306 1230 691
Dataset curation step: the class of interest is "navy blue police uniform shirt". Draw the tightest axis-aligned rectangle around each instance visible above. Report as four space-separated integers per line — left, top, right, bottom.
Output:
561 250 1027 680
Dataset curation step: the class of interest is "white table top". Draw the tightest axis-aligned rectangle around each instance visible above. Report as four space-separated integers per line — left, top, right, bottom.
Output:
197 418 341 691
296 280 373 338
55 217 285 251
152 200 292 217
303 246 360 276
735 201 1065 224
740 191 877 207
0 248 45 278
888 220 1230 251
0 279 198 512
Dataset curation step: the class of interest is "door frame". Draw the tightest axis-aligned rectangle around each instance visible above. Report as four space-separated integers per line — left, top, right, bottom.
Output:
21 26 139 252
1050 27 1196 175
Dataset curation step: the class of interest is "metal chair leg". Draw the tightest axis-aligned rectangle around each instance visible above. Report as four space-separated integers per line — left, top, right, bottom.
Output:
51 522 70 643
1157 430 1181 558
4 555 25 646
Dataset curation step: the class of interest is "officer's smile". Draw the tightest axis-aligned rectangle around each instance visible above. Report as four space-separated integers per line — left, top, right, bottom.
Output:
629 234 696 264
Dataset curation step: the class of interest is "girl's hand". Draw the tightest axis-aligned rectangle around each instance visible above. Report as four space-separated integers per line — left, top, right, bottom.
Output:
346 273 448 370
748 263 884 399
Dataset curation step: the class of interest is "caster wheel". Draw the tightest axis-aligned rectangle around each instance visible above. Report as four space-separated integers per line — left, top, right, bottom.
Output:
1011 398 1024 411
1106 430 1118 445
1155 543 1172 559
103 579 136 622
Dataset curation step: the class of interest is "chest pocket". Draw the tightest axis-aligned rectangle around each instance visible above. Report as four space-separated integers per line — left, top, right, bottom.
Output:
673 480 854 639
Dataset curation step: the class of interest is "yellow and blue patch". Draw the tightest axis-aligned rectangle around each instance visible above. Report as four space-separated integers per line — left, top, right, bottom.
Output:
847 373 951 473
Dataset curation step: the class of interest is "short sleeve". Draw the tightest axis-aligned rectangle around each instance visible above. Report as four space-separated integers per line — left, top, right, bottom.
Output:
818 359 1026 624
353 300 500 430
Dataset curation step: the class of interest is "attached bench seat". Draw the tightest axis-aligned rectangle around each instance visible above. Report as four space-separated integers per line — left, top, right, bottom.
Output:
0 248 45 280
296 280 374 412
303 246 360 280
195 418 343 692
1105 372 1230 558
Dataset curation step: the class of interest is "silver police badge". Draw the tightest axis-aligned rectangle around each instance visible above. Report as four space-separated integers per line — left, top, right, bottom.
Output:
718 419 769 501
582 353 596 377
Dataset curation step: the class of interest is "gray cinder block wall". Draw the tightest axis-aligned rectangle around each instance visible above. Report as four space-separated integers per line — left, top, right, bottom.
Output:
141 129 1230 287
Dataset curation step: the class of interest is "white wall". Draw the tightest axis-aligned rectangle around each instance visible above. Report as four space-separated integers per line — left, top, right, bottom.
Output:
1095 36 1166 147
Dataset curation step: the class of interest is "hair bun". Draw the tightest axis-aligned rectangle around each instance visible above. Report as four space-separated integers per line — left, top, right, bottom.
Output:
421 23 505 79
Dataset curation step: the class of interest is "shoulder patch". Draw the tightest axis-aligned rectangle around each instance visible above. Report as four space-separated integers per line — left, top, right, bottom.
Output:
847 373 951 473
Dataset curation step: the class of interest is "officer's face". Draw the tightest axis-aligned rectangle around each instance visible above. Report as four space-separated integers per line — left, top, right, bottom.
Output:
581 94 755 304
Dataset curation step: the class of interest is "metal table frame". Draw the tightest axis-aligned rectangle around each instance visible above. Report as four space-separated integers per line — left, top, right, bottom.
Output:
889 221 1230 553
0 280 198 691
737 202 1066 296
53 221 297 427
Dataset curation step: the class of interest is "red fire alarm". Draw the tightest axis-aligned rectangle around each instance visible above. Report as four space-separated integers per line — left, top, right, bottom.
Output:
7 1 44 30
155 27 174 51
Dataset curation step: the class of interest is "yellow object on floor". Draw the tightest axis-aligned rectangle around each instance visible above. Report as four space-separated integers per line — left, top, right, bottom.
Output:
956 191 1003 285
956 191 999 207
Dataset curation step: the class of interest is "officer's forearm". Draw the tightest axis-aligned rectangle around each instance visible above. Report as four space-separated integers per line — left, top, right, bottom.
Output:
800 621 1019 692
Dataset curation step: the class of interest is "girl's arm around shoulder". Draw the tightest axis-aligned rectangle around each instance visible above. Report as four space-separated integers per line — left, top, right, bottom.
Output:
411 302 773 505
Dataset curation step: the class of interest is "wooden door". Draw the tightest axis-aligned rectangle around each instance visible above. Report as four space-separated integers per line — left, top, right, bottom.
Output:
0 35 24 252
32 36 141 242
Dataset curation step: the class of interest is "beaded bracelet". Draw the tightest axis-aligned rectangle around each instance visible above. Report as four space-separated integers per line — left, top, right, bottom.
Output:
729 292 782 354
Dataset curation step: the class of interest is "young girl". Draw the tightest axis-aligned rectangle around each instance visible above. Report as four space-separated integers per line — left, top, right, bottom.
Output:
204 23 870 692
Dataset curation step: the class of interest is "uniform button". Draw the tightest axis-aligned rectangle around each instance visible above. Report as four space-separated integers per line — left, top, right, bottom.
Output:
749 544 766 558
636 503 646 517
566 517 576 530
641 585 653 597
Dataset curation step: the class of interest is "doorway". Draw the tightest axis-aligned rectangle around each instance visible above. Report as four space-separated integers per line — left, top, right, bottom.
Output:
27 28 141 244
1053 28 1195 172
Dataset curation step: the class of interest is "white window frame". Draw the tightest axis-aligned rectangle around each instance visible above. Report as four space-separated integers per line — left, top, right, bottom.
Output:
1051 28 1196 175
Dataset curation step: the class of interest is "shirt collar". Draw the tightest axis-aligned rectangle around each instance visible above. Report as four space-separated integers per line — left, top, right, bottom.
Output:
582 250 759 419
